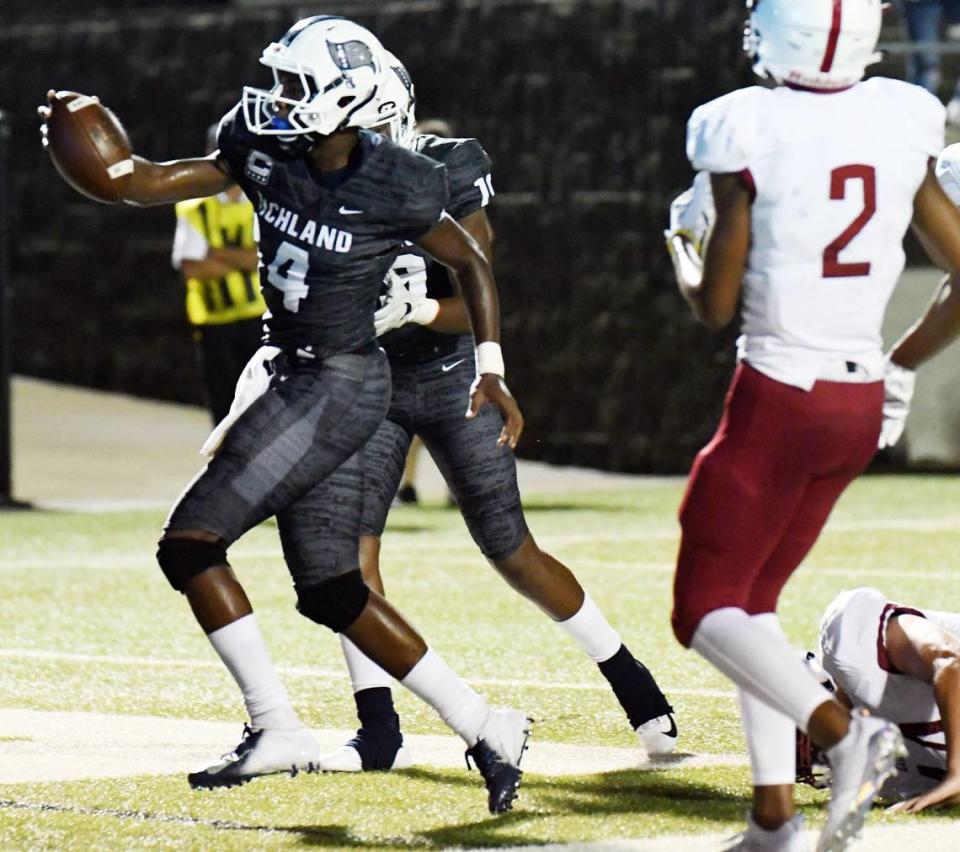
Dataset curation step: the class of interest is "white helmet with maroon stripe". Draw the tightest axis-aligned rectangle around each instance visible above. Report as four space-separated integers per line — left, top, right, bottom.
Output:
744 0 883 91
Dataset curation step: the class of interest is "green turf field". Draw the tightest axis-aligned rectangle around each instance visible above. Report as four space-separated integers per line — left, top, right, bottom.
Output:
2 475 959 849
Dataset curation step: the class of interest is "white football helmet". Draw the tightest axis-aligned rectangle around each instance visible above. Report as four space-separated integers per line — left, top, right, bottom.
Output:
357 51 417 149
744 0 882 91
242 16 388 148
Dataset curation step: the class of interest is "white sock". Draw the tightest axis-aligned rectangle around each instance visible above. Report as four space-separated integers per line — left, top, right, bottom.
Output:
400 648 489 745
339 634 394 693
737 614 797 786
207 613 301 731
557 591 622 663
691 607 829 731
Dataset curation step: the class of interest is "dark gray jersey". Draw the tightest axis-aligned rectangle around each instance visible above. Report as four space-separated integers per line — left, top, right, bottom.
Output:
217 106 449 355
378 134 493 360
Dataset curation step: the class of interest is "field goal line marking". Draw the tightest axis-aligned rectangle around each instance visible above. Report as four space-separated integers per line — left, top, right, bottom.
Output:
0 647 734 699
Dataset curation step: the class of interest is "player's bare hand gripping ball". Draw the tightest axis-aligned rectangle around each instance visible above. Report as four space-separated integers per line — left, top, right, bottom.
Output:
39 89 133 203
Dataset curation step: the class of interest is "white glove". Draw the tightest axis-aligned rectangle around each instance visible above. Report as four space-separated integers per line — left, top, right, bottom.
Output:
878 359 916 450
200 344 280 459
665 232 704 290
374 268 439 337
665 170 716 254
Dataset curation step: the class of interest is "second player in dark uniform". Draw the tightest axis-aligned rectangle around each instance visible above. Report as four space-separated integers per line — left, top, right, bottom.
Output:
319 57 678 773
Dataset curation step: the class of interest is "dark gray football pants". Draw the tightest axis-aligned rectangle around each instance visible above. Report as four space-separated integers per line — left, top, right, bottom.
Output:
164 347 390 590
361 336 528 561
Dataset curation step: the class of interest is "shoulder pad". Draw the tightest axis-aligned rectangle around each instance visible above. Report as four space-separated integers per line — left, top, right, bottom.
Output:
865 78 945 159
686 87 768 173
415 135 492 218
214 102 252 180
417 135 490 174
377 144 449 240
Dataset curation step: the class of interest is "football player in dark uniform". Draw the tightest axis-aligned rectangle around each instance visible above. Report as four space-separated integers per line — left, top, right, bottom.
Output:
315 56 677 773
39 16 529 815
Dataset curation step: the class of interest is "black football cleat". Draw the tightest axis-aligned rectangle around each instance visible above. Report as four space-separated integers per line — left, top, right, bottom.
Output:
188 725 321 790
464 709 532 814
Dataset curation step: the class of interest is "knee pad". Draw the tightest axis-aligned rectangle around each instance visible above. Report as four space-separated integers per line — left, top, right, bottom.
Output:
156 537 228 592
296 569 370 633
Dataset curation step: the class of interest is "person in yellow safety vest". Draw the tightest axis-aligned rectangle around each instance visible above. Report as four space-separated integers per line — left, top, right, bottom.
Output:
171 124 265 423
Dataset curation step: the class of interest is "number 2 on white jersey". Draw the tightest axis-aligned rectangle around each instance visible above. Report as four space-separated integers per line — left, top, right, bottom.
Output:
822 164 876 279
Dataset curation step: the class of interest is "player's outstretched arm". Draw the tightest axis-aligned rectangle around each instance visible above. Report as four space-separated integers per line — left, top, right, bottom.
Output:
885 613 960 813
675 173 749 330
38 90 235 206
891 165 960 370
123 154 235 207
415 214 522 448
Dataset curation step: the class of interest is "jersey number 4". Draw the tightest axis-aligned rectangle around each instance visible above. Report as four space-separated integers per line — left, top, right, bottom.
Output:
823 164 876 279
266 241 309 312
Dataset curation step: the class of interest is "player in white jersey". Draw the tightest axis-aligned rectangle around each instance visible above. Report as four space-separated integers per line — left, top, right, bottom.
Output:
878 140 960 448
815 587 960 812
665 2 960 850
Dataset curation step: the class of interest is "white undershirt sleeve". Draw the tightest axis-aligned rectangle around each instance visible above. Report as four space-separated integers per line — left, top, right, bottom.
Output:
171 216 210 270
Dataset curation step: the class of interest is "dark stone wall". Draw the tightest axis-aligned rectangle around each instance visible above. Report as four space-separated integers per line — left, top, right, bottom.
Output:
3 1 759 471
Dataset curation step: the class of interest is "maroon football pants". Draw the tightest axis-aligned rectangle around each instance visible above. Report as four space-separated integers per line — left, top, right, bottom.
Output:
672 363 883 647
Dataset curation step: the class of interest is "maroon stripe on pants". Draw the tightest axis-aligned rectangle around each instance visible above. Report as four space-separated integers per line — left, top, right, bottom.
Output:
672 363 882 647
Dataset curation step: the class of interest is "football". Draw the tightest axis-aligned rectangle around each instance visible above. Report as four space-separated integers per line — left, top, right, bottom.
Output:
45 91 133 204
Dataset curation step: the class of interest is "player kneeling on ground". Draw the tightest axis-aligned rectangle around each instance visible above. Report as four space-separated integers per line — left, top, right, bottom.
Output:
798 587 960 814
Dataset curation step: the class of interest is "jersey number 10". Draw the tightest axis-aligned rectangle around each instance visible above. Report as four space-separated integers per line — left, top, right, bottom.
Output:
823 164 876 279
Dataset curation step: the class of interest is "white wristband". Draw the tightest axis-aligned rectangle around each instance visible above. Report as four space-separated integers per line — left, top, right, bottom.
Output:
475 341 505 378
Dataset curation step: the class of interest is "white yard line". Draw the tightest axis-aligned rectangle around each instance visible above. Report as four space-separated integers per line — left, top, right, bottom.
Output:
0 648 735 699
488 819 960 852
1 710 953 849
0 708 746 784
486 817 960 852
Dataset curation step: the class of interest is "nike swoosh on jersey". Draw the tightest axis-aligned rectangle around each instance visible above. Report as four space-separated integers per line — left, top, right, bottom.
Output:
338 206 363 215
441 359 466 372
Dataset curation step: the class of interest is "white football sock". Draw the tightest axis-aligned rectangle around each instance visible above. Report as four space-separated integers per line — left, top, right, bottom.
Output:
737 614 797 786
400 648 489 745
557 591 623 662
691 607 829 732
339 634 394 693
207 613 301 731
